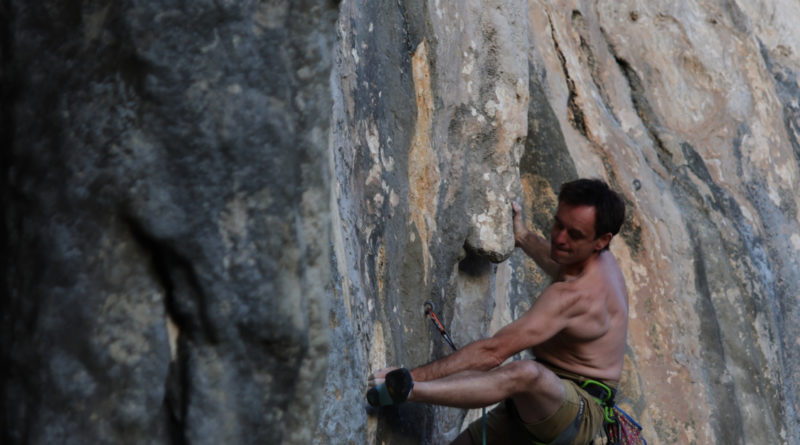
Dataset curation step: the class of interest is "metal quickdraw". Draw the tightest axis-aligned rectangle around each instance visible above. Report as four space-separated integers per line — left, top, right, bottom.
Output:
423 301 486 445
423 301 457 351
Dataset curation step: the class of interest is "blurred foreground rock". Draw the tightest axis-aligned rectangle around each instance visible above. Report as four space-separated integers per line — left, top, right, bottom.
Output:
3 1 337 444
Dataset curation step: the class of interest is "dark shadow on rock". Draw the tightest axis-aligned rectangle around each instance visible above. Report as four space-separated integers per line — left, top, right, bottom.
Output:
373 402 433 445
459 248 492 278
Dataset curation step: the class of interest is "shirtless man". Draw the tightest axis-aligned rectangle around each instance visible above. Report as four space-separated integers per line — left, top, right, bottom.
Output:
368 178 628 444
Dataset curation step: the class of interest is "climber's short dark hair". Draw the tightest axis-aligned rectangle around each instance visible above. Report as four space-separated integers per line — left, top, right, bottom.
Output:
558 178 625 243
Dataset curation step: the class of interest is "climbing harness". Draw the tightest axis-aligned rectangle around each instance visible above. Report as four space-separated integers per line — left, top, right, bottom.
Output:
579 379 647 445
580 379 617 424
424 301 486 445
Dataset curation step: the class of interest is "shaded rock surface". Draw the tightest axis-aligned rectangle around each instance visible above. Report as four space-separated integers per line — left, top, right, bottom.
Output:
3 1 799 445
3 1 337 444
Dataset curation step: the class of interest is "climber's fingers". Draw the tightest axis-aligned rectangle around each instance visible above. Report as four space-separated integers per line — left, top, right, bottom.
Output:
368 366 399 387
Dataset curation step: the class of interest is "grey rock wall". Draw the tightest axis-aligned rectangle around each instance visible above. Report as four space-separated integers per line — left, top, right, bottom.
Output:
3 1 337 444
3 1 800 445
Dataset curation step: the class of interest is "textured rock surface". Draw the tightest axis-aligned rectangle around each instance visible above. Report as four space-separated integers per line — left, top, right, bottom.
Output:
3 1 800 445
2 1 337 444
324 1 800 444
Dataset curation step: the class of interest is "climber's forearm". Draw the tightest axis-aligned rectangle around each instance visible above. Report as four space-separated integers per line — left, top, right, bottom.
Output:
517 231 559 278
410 338 503 382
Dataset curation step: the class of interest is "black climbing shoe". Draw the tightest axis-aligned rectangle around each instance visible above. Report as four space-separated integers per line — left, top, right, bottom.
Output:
366 368 414 407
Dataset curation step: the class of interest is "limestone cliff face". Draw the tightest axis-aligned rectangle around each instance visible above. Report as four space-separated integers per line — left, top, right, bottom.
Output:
324 1 800 444
3 1 799 445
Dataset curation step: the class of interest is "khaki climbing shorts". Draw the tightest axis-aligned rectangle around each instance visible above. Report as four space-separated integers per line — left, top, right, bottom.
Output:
466 377 606 444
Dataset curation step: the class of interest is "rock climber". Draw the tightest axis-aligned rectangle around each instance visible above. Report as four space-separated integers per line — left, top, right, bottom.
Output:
368 178 629 444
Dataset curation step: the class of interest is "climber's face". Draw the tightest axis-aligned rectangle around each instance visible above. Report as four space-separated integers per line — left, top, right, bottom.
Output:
549 202 609 266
